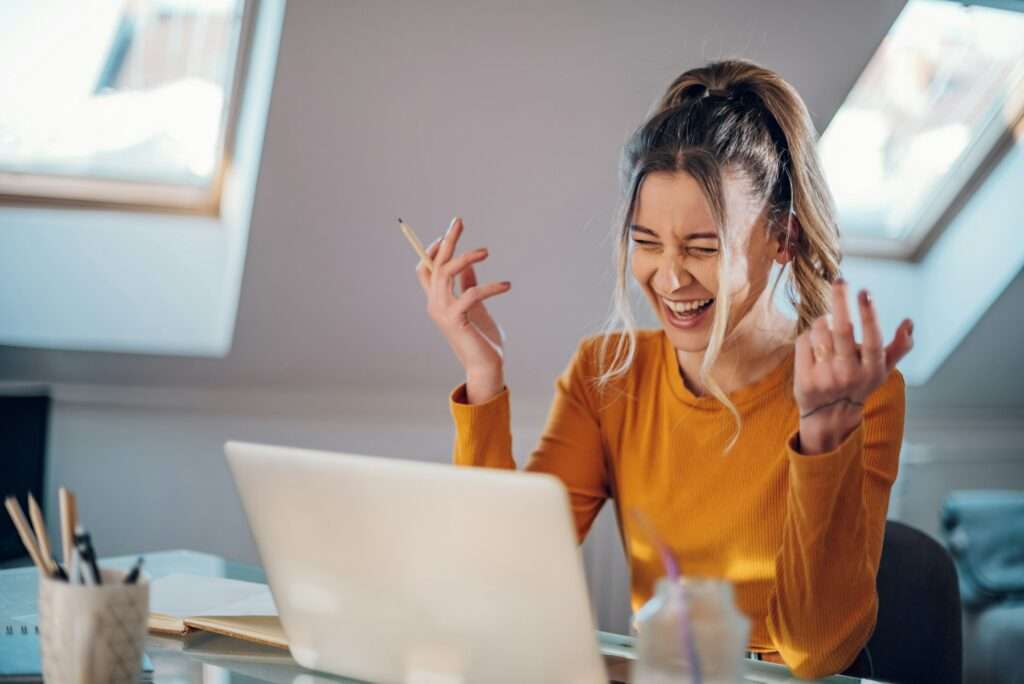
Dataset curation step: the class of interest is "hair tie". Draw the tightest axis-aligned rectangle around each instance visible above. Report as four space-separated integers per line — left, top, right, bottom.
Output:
672 83 732 107
676 83 710 101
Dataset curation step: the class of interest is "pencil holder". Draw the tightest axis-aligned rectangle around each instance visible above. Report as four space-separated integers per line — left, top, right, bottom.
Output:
37 568 150 684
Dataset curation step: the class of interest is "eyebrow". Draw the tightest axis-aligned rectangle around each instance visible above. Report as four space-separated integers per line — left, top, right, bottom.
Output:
629 224 718 240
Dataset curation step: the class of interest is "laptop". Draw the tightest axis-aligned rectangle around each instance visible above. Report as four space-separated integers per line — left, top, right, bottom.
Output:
224 440 608 683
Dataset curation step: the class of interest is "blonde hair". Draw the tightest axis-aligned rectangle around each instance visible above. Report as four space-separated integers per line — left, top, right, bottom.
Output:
593 59 841 447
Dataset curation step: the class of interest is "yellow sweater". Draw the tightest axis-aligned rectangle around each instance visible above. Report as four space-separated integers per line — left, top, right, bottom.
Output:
449 329 905 679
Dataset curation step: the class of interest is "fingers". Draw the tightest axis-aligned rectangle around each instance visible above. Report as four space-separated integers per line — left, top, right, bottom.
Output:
884 319 914 374
460 261 478 295
442 248 489 282
415 237 443 292
858 289 885 376
452 280 512 318
808 316 834 364
424 236 442 261
795 330 814 377
435 216 463 268
435 248 490 300
830 279 858 362
796 284 914 416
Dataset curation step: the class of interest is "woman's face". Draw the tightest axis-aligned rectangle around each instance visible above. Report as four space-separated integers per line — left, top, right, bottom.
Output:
629 169 786 353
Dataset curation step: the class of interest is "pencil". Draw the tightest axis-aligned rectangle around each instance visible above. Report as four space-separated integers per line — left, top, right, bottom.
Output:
397 218 434 273
3 497 47 573
59 487 77 568
27 494 58 575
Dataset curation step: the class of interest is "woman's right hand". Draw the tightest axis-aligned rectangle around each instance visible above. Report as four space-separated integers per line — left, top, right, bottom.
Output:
415 217 511 397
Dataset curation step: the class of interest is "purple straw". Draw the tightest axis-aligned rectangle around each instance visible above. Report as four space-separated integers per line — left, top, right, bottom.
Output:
630 507 703 684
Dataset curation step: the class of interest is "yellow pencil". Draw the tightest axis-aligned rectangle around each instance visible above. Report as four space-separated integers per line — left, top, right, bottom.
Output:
397 218 434 273
59 487 77 567
27 493 58 575
4 496 46 573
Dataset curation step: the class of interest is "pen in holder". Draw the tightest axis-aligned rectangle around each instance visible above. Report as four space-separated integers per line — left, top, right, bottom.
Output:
38 567 150 684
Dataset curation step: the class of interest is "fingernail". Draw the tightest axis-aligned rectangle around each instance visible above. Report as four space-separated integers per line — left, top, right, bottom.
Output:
907 320 914 336
835 277 846 286
859 290 872 305
501 281 511 287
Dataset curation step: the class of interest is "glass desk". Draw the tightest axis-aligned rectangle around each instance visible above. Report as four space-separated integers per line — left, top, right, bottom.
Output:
0 550 874 683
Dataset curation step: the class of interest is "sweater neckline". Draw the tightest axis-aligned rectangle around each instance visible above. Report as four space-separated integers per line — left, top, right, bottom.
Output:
659 329 795 408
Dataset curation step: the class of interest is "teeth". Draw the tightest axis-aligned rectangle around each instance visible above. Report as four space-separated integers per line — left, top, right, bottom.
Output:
663 298 712 314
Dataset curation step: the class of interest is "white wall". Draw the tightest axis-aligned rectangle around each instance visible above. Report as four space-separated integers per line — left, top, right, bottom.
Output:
897 418 1024 540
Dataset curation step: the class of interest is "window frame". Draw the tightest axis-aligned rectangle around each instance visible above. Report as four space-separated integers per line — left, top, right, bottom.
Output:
839 88 1024 261
831 0 1024 261
0 0 257 217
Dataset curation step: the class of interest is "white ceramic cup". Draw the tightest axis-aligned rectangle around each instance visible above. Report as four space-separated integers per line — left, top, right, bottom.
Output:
37 567 150 684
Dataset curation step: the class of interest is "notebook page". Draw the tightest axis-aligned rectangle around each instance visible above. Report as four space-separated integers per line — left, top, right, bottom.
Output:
149 574 278 619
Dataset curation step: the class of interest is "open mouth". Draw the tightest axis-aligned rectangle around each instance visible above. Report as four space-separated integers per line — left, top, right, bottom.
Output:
662 297 714 328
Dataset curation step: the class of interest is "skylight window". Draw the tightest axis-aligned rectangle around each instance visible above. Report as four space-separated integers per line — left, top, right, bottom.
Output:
0 0 246 213
819 0 1024 259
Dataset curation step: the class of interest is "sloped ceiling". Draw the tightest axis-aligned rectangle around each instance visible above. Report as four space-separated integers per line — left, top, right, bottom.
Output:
907 266 1024 414
0 0 911 401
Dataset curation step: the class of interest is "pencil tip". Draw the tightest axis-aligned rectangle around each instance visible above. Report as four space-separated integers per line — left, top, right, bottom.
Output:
397 217 403 223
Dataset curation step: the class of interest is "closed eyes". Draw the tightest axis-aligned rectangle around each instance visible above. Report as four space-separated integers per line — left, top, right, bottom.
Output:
632 239 718 256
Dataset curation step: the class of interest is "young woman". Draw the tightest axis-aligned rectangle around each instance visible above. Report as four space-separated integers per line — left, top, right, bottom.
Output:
414 59 913 679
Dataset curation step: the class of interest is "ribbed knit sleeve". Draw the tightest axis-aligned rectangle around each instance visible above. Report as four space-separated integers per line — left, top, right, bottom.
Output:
766 369 906 679
449 336 611 541
449 383 515 469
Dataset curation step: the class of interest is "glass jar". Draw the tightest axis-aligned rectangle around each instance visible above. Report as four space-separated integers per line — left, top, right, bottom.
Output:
632 576 750 684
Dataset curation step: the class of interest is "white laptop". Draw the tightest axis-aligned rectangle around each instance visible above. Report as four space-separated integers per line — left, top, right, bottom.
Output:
224 440 608 684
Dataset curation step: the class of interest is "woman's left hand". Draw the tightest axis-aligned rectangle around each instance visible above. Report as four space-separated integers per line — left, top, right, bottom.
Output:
793 279 913 455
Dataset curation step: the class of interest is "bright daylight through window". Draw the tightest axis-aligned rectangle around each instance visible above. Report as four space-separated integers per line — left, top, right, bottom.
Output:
0 0 246 212
819 0 1024 258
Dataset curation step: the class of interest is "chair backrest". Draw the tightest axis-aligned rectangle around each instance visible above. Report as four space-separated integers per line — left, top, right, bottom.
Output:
843 520 963 683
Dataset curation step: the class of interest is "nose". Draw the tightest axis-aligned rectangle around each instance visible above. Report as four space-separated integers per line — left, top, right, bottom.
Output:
655 253 693 293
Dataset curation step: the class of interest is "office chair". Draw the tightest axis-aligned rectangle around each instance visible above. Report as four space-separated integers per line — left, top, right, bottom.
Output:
841 520 963 683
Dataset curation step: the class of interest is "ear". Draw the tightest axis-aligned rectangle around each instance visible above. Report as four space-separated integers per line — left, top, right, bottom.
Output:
772 211 800 266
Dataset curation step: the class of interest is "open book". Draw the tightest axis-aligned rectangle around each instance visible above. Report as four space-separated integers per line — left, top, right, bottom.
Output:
147 574 288 649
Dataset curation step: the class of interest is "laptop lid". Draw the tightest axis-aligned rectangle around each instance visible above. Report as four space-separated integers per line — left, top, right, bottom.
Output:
225 440 607 684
